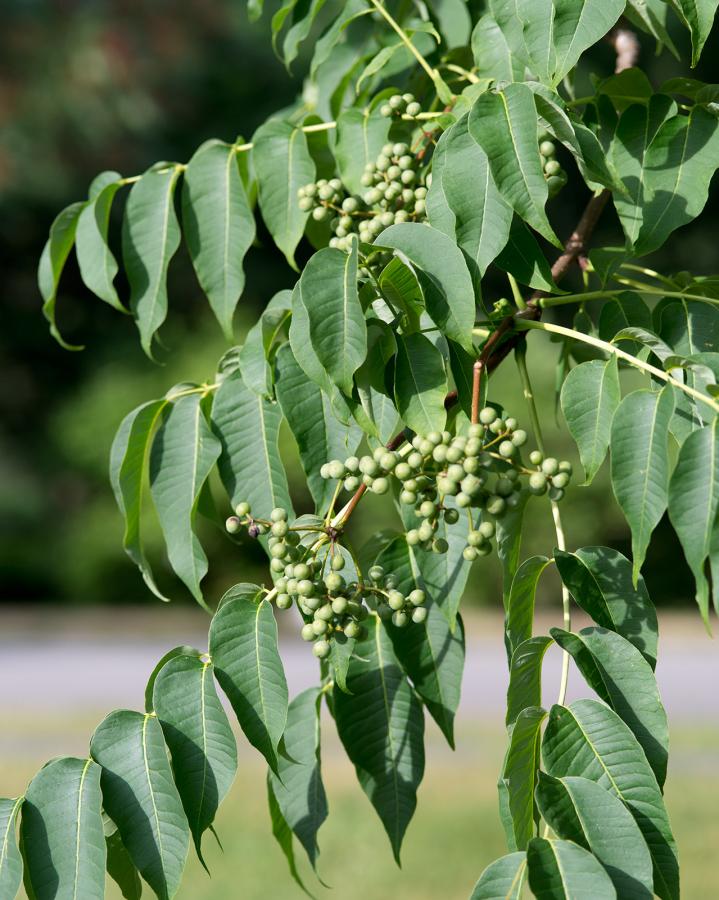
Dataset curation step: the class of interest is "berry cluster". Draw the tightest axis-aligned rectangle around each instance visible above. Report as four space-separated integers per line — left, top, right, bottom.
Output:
539 136 568 198
321 407 572 561
379 92 423 119
224 503 427 660
297 141 428 253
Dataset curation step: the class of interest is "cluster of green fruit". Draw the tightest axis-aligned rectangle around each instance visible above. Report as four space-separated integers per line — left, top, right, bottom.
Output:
379 92 424 119
539 135 568 197
224 503 427 659
297 140 428 252
320 407 572 561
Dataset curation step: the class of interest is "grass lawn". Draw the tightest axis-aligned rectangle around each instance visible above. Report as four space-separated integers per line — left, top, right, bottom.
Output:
2 717 718 899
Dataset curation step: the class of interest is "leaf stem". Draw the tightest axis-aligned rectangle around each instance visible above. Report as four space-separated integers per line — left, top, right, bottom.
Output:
539 287 719 308
514 319 719 413
514 344 572 707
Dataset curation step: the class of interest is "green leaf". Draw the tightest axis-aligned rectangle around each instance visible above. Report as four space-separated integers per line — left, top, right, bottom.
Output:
428 117 512 278
76 180 127 312
334 616 425 863
209 590 288 773
668 419 719 621
610 386 676 581
253 120 315 269
561 357 620 484
550 627 668 786
500 707 547 850
496 490 530 610
625 0 679 59
122 165 182 358
674 0 719 65
610 96 676 248
110 399 170 603
294 243 367 395
0 798 22 900
542 700 679 900
598 291 652 355
495 218 557 292
506 638 552 727
448 340 480 420
265 779 310 896
149 393 221 608
526 837 617 898
506 556 551 660
334 105 390 195
182 139 255 339
21 758 105 900
90 711 190 900
152 654 238 866
376 535 465 746
38 201 86 350
535 773 654 900
275 343 360 511
471 15 525 82
212 370 294 523
549 0 625 84
429 0 472 46
554 546 657 666
144 645 202 712
238 290 292 397
378 222 477 352
393 332 448 435
106 828 143 900
469 83 559 246
633 107 719 255
269 688 327 870
470 851 527 899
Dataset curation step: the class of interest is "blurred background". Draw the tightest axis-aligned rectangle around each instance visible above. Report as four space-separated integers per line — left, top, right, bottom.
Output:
1 3 718 898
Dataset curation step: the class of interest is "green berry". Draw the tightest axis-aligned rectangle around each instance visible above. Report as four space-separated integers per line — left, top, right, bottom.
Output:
479 407 498 425
344 620 361 638
467 530 484 547
552 472 570 489
400 490 417 505
419 500 436 518
418 522 434 542
406 529 421 546
312 206 329 221
549 486 565 502
544 159 561 176
388 94 405 110
539 140 556 158
529 450 543 466
344 476 360 492
235 501 251 517
271 520 288 538
433 537 449 554
225 516 241 534
331 553 346 571
400 168 416 185
408 589 425 606
270 557 286 573
372 477 389 494
486 496 506 517
316 603 334 621
528 472 548 495
325 572 344 592
512 429 528 447
406 101 422 117
411 606 428 624
312 619 329 636
433 444 448 464
294 563 310 580
276 593 292 610
296 579 314 597
558 460 573 475
332 596 349 615
463 546 478 561
359 456 379 476
313 640 331 659
380 103 393 117
541 458 559 476
443 507 459 524
478 520 495 539
392 610 409 627
379 451 397 471
388 590 405 611
301 624 316 642
304 596 322 612
369 565 384 582
456 492 471 507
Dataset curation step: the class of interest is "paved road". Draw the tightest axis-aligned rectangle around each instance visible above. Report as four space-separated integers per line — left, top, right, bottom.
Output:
1 608 716 722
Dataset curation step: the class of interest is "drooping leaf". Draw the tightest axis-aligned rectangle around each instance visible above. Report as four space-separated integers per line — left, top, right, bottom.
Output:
469 83 559 246
266 779 311 896
105 828 143 900
542 700 679 900
122 165 182 357
550 627 669 785
90 711 190 900
506 637 552 727
526 837 617 899
76 180 126 312
253 119 315 269
21 758 105 900
561 357 620 484
554 546 657 666
38 201 86 350
293 243 367 396
182 139 255 339
269 688 327 870
149 393 221 608
495 218 557 292
238 290 292 397
535 773 654 900
500 707 547 850
378 222 477 352
674 0 719 65
496 490 530 610
668 419 719 621
376 535 465 746
427 117 512 278
469 851 527 899
110 399 169 602
212 370 294 523
152 654 238 866
334 616 425 863
335 105 390 195
209 590 288 773
505 556 551 661
394 332 448 435
275 343 360 511
0 798 22 900
610 387 675 582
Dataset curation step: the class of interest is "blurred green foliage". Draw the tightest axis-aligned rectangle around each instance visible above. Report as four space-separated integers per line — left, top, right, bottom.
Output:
1 1 716 607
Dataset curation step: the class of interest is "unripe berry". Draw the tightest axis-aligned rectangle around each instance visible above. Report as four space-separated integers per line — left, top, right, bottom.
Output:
467 530 485 547
388 94 405 110
400 490 417 505
369 565 384 582
225 516 241 534
372 477 389 494
312 619 329 636
544 159 561 176
313 640 331 659
408 588 425 606
549 486 565 502
486 496 506 517
294 563 310 580
558 460 573 475
276 593 292 610
301 624 316 642
433 537 449 554
392 610 409 627
541 457 559 476
552 472 570 489
528 472 548 495
316 603 334 621
388 590 405 611
512 429 528 447
400 168 416 185
406 529 421 546
479 406 498 425
412 606 428 624
235 501 251 517
406 101 422 117
478 520 495 539
331 553 346 571
325 572 344 592
344 620 361 639
529 450 543 466
456 492 471 507
380 103 393 117
539 140 556 158
344 476 360 491
419 499 436 518
332 596 349 615
304 596 322 612
463 546 478 561
443 507 459 524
